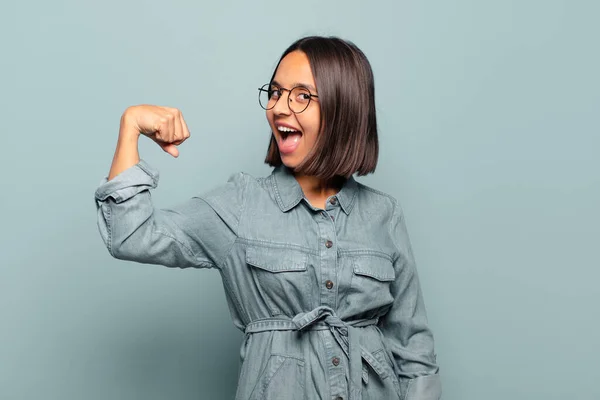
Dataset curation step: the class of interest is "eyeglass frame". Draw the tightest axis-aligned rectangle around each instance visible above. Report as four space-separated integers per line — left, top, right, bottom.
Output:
258 83 319 114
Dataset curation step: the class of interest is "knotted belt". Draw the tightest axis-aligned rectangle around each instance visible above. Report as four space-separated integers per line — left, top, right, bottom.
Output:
244 306 389 400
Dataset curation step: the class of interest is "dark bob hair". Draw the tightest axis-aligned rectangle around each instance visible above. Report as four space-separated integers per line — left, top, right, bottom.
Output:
264 36 378 180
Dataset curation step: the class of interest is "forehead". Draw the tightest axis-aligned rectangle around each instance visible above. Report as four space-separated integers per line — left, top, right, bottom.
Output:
273 50 316 89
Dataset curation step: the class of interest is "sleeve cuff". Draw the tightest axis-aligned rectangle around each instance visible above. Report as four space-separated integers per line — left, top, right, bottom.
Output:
404 374 442 400
94 159 159 203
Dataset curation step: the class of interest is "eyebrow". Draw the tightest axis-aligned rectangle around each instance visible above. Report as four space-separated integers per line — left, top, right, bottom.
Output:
271 80 317 93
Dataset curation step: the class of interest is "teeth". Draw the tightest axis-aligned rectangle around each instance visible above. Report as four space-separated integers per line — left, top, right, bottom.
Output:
277 126 298 133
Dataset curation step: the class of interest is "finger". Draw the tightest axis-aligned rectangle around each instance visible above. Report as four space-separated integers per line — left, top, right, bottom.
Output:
180 112 191 140
172 109 183 142
160 143 179 158
153 112 168 142
164 111 175 142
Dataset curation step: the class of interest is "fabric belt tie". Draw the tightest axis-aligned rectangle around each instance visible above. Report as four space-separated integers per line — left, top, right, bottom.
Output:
244 306 388 400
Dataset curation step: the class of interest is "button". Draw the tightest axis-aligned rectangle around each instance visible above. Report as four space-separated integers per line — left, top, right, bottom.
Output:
325 240 333 248
325 280 334 289
330 215 335 222
332 356 340 366
330 197 338 205
335 397 343 400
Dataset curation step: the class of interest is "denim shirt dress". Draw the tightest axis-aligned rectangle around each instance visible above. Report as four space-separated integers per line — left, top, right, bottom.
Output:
94 160 441 400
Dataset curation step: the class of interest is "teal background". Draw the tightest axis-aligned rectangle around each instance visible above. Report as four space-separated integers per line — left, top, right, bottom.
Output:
1 1 598 399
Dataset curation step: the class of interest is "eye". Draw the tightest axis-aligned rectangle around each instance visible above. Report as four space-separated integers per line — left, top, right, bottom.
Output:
269 87 282 100
294 88 312 103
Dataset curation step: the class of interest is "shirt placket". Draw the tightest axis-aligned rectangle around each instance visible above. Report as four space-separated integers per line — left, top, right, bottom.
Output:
315 195 346 399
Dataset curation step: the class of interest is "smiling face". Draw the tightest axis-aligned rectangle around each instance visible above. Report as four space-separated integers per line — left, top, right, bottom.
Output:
266 50 321 170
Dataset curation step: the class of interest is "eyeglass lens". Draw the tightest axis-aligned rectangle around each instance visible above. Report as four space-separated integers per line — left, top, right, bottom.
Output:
259 84 312 113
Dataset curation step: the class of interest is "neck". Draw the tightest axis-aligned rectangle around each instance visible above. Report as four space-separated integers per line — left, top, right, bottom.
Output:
294 173 344 209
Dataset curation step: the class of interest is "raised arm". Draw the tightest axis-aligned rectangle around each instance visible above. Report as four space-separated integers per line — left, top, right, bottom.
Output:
95 105 247 269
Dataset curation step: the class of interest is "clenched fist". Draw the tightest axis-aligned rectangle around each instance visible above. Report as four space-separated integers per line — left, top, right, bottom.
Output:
121 105 191 158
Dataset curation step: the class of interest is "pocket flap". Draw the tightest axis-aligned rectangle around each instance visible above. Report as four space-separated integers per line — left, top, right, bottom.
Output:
352 257 395 282
246 246 308 273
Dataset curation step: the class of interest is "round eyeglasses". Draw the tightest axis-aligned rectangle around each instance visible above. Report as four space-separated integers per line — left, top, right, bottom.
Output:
258 83 319 114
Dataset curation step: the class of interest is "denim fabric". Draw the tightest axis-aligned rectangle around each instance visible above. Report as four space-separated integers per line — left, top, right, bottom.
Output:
95 160 441 400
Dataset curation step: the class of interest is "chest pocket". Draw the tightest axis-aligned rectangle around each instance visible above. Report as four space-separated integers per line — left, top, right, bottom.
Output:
344 254 396 315
353 258 396 282
246 245 312 316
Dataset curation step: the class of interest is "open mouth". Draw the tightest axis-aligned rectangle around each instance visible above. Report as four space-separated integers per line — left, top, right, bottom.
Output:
278 126 300 137
276 126 303 154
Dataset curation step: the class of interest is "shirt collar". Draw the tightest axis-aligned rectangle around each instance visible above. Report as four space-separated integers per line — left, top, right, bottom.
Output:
271 165 359 214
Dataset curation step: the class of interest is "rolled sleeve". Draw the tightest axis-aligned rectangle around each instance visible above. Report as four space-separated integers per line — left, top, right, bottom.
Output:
95 160 159 204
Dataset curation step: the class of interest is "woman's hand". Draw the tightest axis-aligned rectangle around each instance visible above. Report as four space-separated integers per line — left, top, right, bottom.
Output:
121 105 191 158
107 105 191 181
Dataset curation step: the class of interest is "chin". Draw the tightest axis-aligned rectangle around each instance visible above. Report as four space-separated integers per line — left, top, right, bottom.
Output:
280 155 302 171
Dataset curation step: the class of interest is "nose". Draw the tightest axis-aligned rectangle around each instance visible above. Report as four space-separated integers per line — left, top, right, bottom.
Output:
271 90 292 116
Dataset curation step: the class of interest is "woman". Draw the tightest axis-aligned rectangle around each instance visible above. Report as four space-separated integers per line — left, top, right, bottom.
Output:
95 36 441 400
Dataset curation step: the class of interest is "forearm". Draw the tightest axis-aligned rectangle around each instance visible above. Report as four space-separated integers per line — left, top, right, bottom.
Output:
108 116 140 180
380 308 441 400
